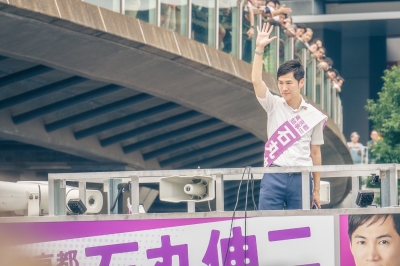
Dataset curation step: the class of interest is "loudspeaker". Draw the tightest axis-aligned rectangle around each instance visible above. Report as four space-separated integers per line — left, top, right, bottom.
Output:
160 175 215 203
320 181 330 205
356 190 374 207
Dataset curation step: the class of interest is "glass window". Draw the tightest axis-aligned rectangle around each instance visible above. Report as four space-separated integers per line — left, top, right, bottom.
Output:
131 0 156 24
284 37 294 61
160 0 188 36
124 0 142 17
84 0 120 12
262 25 278 75
192 0 217 47
325 78 331 116
241 2 262 63
219 0 239 56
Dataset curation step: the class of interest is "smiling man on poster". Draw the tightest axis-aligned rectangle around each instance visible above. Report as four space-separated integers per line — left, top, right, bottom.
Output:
348 214 400 265
252 23 327 210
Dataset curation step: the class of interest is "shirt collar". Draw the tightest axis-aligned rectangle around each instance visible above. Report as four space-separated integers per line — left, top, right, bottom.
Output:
283 97 309 112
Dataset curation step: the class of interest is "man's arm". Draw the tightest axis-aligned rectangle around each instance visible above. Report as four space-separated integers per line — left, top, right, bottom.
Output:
247 7 255 39
251 23 277 98
310 144 321 208
258 4 292 18
273 4 292 16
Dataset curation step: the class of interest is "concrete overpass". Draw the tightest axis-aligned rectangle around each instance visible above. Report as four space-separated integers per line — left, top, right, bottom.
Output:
0 0 352 210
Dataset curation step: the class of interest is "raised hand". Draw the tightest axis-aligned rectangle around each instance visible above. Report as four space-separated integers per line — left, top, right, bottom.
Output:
256 23 278 49
278 4 292 15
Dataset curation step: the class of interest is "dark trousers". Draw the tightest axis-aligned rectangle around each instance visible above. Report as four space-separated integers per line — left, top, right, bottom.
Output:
258 172 313 210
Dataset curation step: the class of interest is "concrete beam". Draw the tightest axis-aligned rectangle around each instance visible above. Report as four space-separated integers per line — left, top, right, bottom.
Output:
0 110 145 168
0 0 352 170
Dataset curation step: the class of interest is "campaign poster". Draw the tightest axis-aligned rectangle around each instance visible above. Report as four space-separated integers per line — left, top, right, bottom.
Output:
340 213 400 266
0 215 335 265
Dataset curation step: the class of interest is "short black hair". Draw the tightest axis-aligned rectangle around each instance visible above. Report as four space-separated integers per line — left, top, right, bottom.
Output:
313 37 322 43
266 0 280 6
348 214 400 242
317 46 326 53
296 23 307 31
309 40 317 46
277 60 304 82
327 68 339 77
323 57 333 67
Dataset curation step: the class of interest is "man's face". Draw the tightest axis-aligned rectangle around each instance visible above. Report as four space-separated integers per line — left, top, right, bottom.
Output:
351 134 360 143
309 43 318 53
327 70 336 80
266 1 276 9
295 28 305 38
351 216 400 266
277 14 284 24
371 131 379 142
302 31 312 43
315 48 325 59
277 72 303 103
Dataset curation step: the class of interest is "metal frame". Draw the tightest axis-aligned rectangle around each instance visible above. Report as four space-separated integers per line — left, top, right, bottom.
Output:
214 0 219 49
237 1 243 59
156 0 161 27
332 88 337 123
111 0 342 132
186 0 192 38
275 26 280 70
119 0 124 14
48 164 399 215
287 37 294 60
326 78 332 116
320 67 325 109
109 2 345 132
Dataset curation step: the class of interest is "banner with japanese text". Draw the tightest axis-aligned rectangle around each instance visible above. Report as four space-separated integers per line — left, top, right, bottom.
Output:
340 213 400 266
1 215 335 265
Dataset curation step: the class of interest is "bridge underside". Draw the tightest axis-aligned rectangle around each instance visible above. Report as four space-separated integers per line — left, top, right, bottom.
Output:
0 0 353 210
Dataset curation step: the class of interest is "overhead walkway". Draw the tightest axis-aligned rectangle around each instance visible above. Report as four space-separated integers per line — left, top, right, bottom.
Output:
0 0 352 209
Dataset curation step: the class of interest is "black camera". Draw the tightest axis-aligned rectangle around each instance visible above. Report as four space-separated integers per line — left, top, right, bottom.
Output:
370 174 380 185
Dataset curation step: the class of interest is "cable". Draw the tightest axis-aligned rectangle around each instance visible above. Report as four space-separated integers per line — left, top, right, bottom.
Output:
224 166 248 266
244 166 251 263
208 200 212 212
250 171 257 210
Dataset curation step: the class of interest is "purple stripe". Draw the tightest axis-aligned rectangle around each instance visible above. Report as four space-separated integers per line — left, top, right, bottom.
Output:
296 264 320 266
264 121 301 167
0 217 232 246
268 227 311 242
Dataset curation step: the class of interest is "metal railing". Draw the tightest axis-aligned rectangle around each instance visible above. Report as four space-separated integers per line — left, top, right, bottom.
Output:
48 164 400 216
83 0 343 129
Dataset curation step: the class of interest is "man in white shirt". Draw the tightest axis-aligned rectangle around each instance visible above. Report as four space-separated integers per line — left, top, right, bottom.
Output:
252 23 326 210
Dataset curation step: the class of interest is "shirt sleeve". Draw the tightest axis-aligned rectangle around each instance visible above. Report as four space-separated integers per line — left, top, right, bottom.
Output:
311 118 326 145
256 88 280 114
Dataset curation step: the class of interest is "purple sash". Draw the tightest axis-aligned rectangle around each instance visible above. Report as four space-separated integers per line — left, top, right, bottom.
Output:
264 112 326 167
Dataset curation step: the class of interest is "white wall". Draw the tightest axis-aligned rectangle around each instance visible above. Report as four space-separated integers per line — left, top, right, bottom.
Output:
327 2 400 14
387 37 400 63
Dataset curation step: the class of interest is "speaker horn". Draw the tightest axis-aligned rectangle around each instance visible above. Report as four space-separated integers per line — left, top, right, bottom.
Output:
160 175 215 203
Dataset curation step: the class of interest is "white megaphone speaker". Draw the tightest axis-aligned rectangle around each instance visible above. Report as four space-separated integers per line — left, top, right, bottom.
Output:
0 181 103 216
320 181 330 205
160 175 215 202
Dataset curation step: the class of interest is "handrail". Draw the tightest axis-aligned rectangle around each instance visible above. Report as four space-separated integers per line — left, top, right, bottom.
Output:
83 0 343 131
48 164 400 215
